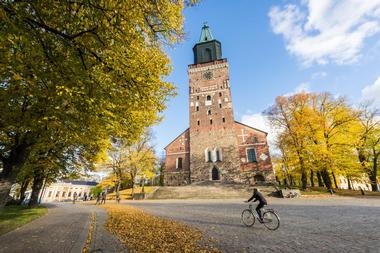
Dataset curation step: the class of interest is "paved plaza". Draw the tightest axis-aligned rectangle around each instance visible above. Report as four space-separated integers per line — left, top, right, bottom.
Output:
0 197 379 253
129 197 380 253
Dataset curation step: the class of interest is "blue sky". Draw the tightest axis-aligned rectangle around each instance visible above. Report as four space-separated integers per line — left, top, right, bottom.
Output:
152 0 380 155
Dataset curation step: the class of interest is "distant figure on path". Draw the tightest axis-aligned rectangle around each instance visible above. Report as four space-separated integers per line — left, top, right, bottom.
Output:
73 192 77 204
96 193 101 205
245 188 267 221
101 191 106 205
84 193 88 201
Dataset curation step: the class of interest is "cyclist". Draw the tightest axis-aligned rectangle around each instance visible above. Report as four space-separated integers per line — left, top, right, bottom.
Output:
245 188 267 222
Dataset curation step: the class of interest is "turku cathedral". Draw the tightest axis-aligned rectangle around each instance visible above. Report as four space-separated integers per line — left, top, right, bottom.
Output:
164 24 273 186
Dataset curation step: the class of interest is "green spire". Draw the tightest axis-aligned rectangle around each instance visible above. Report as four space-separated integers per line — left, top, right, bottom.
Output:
199 22 214 42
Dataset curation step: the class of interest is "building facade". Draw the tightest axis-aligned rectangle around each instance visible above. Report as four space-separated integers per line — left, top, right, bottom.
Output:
40 180 97 202
164 25 274 186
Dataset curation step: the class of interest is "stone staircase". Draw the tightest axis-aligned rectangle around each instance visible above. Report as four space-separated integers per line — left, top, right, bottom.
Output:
147 181 278 200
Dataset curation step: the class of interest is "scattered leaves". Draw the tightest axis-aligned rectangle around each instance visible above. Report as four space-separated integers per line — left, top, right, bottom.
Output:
103 204 220 253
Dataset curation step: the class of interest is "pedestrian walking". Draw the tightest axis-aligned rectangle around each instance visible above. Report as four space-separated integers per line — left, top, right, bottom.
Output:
101 191 106 205
96 193 101 205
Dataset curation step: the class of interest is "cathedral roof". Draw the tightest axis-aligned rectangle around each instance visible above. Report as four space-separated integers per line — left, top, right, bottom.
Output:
164 128 190 149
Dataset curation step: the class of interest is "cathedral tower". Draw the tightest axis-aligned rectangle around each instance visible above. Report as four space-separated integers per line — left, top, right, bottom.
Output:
188 24 241 183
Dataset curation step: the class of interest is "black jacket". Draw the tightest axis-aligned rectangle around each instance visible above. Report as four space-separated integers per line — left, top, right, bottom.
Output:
247 191 267 205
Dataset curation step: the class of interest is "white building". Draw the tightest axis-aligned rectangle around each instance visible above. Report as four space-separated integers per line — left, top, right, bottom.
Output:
337 175 378 191
41 180 98 202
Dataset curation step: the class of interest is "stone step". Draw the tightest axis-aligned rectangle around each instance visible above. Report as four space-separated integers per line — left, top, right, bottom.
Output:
147 184 277 200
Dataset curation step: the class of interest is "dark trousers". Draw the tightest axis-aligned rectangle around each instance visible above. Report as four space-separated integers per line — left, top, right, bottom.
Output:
256 202 266 219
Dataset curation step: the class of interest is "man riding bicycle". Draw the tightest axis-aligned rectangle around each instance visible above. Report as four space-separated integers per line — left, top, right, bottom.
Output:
245 188 267 222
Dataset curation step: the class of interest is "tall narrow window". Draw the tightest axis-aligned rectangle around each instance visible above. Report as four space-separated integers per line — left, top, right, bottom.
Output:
222 117 226 123
219 103 222 108
197 120 200 126
208 150 212 162
210 119 213 125
196 106 199 111
215 148 222 162
197 96 199 100
219 92 222 97
176 157 183 169
208 110 211 115
48 191 52 198
207 95 211 101
247 148 257 163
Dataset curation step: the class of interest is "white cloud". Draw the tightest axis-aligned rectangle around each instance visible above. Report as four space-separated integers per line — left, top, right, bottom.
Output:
269 0 380 66
311 71 327 79
361 76 380 106
284 82 310 96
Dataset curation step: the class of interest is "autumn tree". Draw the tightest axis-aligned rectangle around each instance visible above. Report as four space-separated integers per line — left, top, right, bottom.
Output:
265 93 312 189
355 104 380 192
0 0 197 207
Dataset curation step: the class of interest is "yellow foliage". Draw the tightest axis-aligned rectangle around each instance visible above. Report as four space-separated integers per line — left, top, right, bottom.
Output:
104 204 220 253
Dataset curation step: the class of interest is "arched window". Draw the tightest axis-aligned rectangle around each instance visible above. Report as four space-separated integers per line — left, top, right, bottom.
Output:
196 106 199 111
176 157 183 169
207 95 211 101
205 148 212 162
68 192 72 197
215 148 222 162
207 110 211 115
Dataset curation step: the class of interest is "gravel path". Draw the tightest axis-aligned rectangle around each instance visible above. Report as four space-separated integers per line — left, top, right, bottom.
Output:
128 197 380 253
0 203 127 253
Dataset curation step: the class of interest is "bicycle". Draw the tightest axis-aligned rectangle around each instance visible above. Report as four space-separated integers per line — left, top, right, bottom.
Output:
241 204 280 230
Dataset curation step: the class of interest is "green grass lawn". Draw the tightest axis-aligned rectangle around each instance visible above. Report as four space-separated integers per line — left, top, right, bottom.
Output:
107 186 156 200
0 205 48 235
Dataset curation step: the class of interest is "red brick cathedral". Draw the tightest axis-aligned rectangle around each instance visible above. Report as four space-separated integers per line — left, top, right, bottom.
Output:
164 25 273 186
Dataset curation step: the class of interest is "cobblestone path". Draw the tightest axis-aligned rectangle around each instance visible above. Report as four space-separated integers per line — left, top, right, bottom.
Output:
0 203 127 253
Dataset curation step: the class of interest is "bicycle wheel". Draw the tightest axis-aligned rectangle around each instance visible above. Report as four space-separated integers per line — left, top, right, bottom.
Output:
262 210 280 230
241 209 255 227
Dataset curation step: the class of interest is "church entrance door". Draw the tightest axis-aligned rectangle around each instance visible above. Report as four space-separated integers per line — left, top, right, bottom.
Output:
212 167 220 181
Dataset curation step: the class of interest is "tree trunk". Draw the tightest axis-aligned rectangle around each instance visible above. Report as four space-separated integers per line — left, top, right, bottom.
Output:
0 143 29 209
371 156 378 192
29 170 44 207
310 169 315 187
332 171 338 189
18 178 31 205
317 171 324 187
347 176 352 190
115 180 121 203
0 163 19 208
321 169 332 190
299 156 307 190
131 176 135 196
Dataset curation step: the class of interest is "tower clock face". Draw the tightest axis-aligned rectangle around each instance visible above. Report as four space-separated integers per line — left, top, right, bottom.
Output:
203 71 213 80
